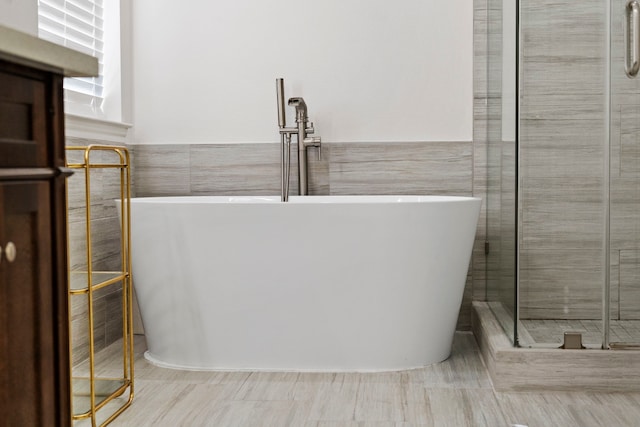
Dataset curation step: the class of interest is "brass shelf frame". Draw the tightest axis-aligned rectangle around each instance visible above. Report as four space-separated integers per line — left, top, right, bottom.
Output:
66 145 134 427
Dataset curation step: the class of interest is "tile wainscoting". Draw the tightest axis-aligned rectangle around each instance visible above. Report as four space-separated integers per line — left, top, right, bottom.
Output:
133 141 472 197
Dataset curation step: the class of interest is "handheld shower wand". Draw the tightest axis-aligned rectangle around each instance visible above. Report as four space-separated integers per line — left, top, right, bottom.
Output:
276 78 292 202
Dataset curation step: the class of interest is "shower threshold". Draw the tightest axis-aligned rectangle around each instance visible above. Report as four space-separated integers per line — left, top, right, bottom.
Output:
519 318 640 348
486 301 640 349
472 302 640 392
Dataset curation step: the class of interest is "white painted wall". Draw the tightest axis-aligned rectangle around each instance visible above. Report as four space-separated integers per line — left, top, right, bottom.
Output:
0 0 37 36
132 0 473 144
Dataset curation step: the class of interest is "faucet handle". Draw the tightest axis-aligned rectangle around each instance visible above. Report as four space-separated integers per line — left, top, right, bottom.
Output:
306 121 315 134
304 136 322 161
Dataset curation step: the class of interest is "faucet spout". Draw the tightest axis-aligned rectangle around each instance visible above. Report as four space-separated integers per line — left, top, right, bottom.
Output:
288 97 308 123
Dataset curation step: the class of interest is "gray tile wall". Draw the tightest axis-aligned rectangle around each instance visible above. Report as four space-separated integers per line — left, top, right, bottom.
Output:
133 140 477 329
134 142 473 197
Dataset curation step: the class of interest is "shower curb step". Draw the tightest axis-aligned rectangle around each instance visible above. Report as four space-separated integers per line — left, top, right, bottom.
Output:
472 302 640 392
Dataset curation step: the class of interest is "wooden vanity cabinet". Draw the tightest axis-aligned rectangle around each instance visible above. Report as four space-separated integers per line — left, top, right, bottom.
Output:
0 59 72 426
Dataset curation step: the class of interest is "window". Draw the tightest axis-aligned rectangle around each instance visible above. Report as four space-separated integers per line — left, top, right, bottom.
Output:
37 0 107 118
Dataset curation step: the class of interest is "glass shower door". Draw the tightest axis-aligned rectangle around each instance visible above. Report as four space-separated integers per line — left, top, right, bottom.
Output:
608 0 640 348
516 1 609 349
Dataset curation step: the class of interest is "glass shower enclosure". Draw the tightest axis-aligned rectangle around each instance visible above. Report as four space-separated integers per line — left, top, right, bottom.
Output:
487 0 640 349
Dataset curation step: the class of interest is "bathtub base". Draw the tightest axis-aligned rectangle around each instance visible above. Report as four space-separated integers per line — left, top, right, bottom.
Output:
143 350 453 373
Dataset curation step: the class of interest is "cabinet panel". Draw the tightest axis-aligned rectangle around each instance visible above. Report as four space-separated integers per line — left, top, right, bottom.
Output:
0 181 55 426
0 65 48 168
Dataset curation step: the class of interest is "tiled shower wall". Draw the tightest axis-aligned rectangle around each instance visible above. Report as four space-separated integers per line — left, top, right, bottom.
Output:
610 0 640 321
518 0 607 320
133 141 479 329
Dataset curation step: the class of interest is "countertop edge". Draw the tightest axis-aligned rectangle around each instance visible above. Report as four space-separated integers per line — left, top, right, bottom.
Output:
0 25 98 77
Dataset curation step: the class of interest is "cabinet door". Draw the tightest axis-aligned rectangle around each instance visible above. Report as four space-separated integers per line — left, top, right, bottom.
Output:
0 181 57 426
0 65 48 168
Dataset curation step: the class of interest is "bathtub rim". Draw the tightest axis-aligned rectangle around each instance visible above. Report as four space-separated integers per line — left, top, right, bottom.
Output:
126 195 482 204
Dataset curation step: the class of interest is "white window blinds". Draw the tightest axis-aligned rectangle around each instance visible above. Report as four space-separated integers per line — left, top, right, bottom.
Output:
38 0 104 112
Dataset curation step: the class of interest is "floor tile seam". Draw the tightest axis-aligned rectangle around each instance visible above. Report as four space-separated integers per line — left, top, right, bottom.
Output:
420 384 494 391
229 371 261 400
132 377 223 384
140 382 198 425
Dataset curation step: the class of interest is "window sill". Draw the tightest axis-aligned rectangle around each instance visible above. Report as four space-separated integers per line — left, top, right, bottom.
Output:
65 114 132 144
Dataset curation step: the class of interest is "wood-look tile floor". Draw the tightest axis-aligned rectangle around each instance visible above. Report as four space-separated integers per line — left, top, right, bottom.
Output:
76 332 640 427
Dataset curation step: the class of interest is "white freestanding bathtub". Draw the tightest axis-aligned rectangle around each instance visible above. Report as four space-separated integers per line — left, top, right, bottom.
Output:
127 195 481 372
